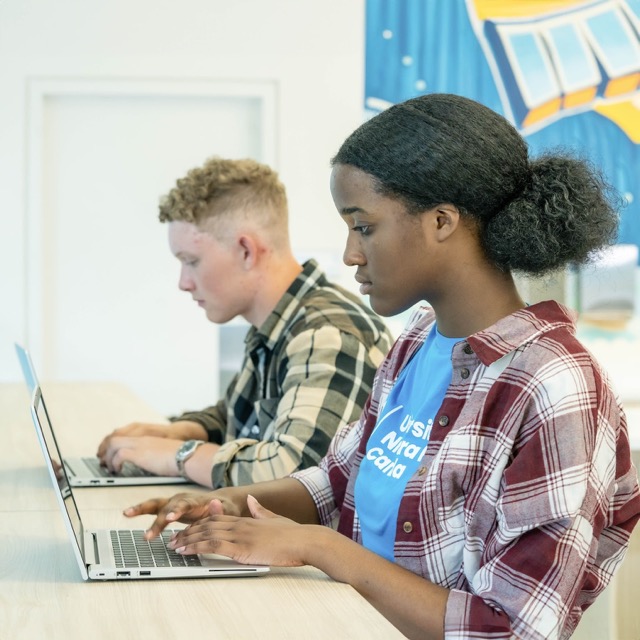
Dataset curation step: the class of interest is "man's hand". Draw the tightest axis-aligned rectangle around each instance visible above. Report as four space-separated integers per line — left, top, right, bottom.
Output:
96 420 206 459
98 435 186 476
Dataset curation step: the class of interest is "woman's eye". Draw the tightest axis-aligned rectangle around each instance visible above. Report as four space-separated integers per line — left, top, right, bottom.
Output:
354 225 371 236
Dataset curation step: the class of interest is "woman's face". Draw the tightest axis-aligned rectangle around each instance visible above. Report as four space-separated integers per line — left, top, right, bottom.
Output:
330 164 440 317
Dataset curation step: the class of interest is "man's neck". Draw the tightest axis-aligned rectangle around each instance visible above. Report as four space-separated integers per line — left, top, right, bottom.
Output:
244 254 304 328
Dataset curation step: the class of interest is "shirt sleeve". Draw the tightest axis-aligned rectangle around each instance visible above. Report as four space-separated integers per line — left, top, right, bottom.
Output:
444 383 640 639
211 325 383 488
292 411 367 527
169 396 229 445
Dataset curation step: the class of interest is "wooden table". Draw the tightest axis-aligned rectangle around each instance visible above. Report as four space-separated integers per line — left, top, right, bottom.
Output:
0 382 405 639
3 382 639 639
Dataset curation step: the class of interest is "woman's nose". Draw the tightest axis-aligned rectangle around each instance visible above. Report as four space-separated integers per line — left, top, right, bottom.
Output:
343 238 365 267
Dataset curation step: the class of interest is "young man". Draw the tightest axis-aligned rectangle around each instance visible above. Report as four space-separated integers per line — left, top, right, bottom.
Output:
97 157 392 489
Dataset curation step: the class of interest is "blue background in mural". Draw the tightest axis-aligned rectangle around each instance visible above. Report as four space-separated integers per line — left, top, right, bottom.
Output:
364 0 640 257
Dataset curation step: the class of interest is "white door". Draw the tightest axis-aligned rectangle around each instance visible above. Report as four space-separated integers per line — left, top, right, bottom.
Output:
26 80 275 416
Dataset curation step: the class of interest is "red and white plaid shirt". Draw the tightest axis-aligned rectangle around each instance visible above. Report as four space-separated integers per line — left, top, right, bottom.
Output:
293 301 640 639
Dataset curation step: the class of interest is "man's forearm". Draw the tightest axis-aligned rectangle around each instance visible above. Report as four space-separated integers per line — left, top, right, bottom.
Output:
166 420 208 441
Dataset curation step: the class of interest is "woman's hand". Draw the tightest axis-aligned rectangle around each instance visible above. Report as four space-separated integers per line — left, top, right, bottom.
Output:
124 491 241 539
168 495 319 567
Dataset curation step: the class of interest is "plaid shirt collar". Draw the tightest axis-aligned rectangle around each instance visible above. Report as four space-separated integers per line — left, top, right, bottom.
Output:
401 300 578 369
244 259 327 353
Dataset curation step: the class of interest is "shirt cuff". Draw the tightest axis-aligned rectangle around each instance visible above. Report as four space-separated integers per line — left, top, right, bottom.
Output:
290 466 338 527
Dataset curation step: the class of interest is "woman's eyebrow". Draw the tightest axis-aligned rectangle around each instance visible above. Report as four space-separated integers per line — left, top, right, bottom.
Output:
340 206 369 216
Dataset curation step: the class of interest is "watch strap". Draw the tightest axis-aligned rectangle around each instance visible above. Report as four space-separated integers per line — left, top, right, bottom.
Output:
175 439 205 478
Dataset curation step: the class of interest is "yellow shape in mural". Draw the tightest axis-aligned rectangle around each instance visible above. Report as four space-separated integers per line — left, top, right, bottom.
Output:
469 0 587 21
522 97 563 129
595 99 640 143
604 73 640 99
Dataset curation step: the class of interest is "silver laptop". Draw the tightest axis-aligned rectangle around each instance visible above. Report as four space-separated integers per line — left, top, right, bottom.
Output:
15 342 188 486
29 384 269 580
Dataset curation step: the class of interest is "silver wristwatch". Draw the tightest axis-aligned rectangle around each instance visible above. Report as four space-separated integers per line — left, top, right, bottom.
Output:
175 439 205 478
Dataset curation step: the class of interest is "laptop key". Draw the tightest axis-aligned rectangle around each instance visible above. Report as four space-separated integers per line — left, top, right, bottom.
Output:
110 530 203 568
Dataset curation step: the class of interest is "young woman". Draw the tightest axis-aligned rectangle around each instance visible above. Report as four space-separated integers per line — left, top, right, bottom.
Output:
125 94 640 640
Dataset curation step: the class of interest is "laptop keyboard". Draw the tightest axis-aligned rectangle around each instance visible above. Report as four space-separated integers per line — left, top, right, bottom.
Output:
82 457 151 478
110 530 203 568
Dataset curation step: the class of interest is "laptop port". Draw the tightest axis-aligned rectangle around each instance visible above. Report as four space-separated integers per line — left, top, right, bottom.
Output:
116 571 130 577
140 571 151 576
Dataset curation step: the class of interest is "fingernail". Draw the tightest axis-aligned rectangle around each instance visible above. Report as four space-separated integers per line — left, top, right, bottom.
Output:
176 547 185 554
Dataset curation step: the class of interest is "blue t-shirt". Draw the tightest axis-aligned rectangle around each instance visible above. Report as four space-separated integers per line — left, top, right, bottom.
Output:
354 325 460 561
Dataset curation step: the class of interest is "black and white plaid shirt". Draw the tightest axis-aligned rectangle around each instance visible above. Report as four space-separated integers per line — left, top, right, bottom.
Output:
173 260 393 488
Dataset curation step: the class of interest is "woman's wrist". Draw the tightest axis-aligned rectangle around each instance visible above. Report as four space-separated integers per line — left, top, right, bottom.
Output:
300 525 354 578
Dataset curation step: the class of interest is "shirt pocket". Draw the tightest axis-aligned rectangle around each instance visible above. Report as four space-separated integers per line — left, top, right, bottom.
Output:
430 433 510 536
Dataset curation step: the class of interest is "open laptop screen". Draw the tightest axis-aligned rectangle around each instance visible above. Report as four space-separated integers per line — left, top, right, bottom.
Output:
31 387 87 565
15 343 39 396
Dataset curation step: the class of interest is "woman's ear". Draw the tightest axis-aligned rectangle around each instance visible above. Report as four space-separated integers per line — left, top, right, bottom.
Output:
432 204 461 242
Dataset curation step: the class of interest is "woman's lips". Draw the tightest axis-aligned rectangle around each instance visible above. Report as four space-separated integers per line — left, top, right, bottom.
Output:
355 274 372 295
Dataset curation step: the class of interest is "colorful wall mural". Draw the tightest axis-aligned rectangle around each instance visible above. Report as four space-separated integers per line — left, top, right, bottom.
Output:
365 0 640 258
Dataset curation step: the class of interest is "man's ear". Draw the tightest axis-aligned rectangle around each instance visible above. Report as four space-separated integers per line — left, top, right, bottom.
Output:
432 204 461 242
237 234 259 270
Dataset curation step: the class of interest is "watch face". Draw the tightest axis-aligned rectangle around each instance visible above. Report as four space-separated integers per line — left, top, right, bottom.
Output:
178 440 197 460
176 440 202 478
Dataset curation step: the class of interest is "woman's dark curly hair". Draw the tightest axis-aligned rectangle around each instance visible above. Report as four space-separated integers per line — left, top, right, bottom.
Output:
331 93 621 275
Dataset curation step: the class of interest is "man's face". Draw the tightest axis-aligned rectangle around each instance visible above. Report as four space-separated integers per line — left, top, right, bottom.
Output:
168 220 250 324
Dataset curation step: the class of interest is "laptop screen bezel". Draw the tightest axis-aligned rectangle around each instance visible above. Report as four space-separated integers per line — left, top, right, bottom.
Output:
30 386 90 580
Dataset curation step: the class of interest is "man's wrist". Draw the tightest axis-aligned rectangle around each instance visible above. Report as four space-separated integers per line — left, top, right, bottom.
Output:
175 439 206 478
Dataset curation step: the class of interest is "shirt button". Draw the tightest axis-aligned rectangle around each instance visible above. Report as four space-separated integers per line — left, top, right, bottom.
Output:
418 466 427 476
438 415 449 427
463 344 473 354
460 368 470 379
403 521 413 533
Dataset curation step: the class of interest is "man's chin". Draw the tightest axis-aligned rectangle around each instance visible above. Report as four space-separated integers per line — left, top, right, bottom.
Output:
206 309 237 324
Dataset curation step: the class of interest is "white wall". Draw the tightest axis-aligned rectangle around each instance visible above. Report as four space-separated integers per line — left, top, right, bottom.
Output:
0 0 367 415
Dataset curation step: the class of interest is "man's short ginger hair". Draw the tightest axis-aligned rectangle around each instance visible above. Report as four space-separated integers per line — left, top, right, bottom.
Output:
158 157 288 231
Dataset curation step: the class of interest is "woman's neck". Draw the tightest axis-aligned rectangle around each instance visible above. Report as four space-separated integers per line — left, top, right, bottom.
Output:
432 266 526 338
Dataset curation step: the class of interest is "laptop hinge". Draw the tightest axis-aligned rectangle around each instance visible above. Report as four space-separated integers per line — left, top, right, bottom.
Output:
84 531 99 565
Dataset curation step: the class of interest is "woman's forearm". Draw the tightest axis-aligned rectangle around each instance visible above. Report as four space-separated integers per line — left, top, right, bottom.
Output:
214 477 321 523
304 526 448 640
